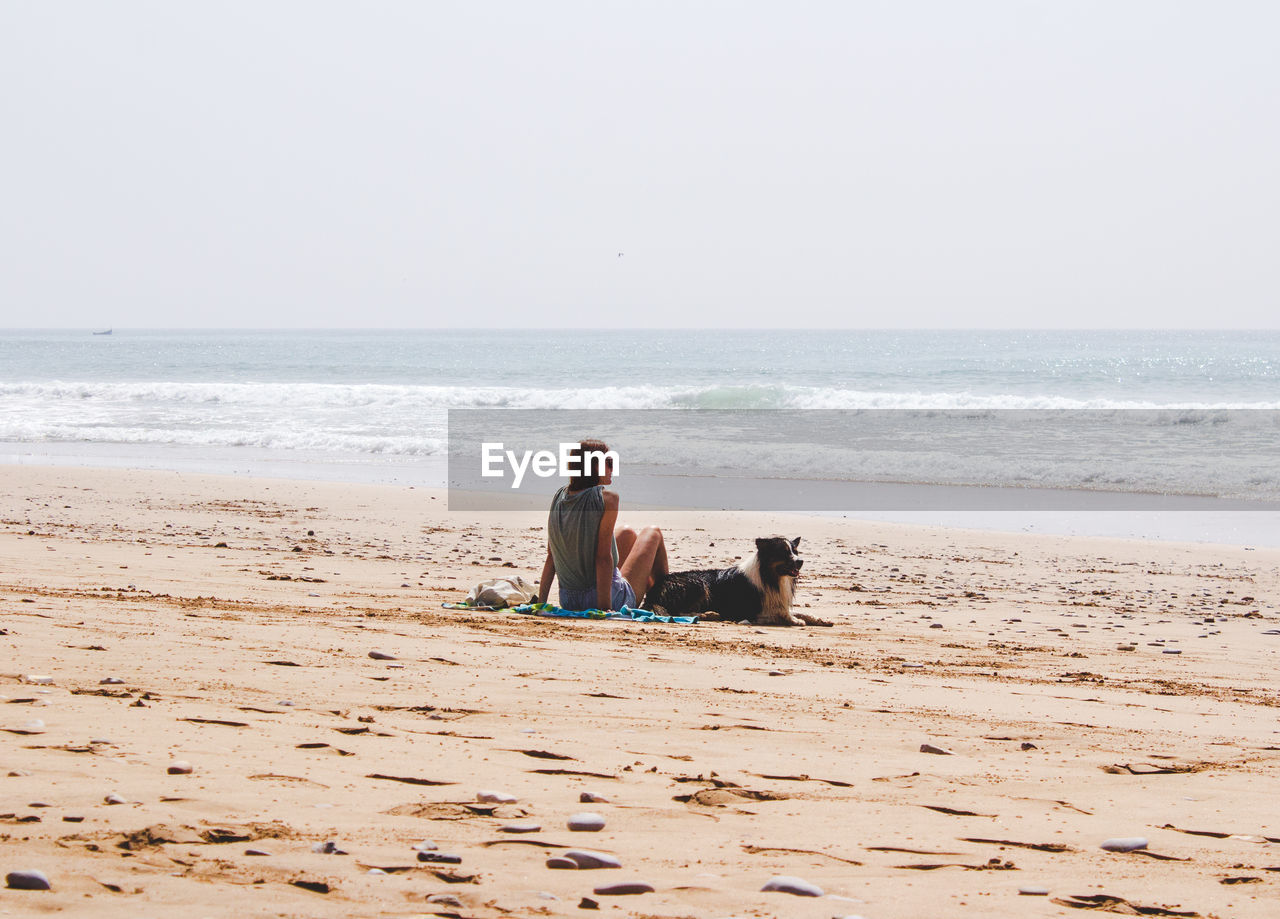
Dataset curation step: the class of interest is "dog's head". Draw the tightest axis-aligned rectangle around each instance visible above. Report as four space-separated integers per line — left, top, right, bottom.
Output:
755 536 803 582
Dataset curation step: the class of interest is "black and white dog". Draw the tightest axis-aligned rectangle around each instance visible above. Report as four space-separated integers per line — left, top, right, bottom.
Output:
644 536 830 626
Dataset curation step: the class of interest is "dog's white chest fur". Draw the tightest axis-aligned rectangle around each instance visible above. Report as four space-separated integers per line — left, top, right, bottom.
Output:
737 554 798 626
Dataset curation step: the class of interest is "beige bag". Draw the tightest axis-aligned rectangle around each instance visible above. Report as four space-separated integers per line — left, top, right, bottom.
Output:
466 575 537 609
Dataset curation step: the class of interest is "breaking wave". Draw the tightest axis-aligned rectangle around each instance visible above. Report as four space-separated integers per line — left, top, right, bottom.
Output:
3 380 1278 499
4 379 1279 412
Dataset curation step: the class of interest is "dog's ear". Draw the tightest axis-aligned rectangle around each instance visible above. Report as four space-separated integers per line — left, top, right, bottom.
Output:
790 537 801 551
755 538 766 550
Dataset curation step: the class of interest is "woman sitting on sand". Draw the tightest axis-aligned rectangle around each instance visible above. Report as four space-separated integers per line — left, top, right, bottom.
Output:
536 439 668 611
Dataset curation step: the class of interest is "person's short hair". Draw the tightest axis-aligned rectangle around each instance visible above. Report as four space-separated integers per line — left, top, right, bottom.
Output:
568 438 612 490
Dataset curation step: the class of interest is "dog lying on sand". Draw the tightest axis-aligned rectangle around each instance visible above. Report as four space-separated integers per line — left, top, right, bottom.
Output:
643 536 831 626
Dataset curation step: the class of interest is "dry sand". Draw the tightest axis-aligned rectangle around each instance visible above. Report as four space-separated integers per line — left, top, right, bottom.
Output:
2 464 1279 918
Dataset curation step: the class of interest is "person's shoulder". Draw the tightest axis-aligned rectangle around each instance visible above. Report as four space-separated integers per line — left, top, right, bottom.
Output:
600 487 620 510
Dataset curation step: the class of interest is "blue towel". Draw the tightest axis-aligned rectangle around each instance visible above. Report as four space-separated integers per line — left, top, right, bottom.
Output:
511 602 698 624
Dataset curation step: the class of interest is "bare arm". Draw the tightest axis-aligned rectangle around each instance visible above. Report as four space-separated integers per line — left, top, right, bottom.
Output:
595 490 620 610
537 549 556 604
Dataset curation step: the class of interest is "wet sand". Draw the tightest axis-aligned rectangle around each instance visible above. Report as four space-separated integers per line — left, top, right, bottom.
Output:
3 465 1278 917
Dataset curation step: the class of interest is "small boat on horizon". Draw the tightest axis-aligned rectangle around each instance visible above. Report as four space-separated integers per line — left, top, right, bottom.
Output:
92 328 112 336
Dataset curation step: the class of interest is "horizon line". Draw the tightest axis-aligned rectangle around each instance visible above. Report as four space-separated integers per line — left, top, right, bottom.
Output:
4 326 1280 334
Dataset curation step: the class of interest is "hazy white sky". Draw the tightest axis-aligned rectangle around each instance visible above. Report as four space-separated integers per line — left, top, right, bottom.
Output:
2 1 1277 329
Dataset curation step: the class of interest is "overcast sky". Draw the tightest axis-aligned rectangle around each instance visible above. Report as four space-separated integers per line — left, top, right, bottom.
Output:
1 1 1277 329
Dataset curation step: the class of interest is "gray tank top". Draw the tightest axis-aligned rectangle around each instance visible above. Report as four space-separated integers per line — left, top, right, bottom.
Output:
548 485 617 591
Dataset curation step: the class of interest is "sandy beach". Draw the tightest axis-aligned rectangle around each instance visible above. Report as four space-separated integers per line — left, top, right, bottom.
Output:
3 464 1279 918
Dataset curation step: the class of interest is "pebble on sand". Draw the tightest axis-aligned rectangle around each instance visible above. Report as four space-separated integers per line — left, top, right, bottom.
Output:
500 821 542 833
104 792 127 805
411 840 439 851
919 743 953 755
579 792 609 803
1100 837 1149 852
368 651 397 660
167 760 194 775
417 851 462 864
245 848 271 856
477 790 517 804
761 875 824 897
593 882 654 895
561 850 622 869
546 856 578 870
6 870 52 891
1019 886 1050 896
568 812 606 832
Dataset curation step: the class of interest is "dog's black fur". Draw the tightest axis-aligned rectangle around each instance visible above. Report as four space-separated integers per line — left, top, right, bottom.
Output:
643 536 830 626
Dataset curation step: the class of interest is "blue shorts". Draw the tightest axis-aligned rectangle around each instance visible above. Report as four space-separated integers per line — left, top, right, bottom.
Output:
559 569 636 612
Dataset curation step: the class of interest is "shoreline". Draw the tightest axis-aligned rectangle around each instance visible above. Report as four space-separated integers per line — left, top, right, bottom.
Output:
6 443 1279 548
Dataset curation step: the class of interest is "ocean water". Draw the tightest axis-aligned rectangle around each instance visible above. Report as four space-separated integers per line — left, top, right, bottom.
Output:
3 329 1278 543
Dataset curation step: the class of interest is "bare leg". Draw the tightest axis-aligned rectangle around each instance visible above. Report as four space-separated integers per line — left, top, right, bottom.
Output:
614 525 637 564
618 525 668 605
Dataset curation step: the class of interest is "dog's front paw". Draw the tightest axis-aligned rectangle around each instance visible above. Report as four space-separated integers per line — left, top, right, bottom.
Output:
795 613 833 627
